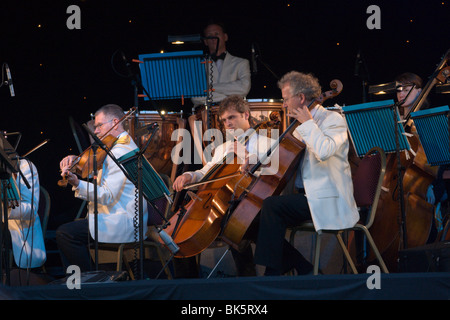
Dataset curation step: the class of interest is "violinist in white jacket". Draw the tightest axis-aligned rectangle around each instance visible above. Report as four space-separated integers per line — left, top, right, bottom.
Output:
56 104 147 272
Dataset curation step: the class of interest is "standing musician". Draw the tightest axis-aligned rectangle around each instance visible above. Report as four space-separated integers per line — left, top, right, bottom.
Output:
56 104 147 272
253 71 359 275
172 95 273 277
191 21 251 107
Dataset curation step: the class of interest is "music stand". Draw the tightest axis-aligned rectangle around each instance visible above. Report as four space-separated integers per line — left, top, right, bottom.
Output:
343 99 412 249
0 134 20 286
118 136 178 279
342 99 411 157
411 106 450 241
138 50 208 101
410 106 450 166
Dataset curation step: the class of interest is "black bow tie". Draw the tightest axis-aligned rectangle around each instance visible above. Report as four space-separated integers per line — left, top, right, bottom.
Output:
211 52 226 62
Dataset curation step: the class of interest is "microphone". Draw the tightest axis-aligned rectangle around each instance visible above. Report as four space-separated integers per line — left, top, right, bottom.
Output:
251 43 257 74
354 50 361 77
120 51 133 77
5 64 15 97
158 228 179 254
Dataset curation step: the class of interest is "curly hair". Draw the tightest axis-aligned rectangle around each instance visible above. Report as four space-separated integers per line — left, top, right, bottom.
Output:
218 95 250 116
278 71 322 101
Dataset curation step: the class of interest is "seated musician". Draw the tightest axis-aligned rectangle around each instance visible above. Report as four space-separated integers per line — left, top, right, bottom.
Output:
253 71 360 275
6 156 47 271
56 104 147 272
172 95 274 277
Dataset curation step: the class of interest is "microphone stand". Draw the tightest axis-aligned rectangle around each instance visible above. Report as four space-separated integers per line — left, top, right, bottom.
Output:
91 141 99 271
251 43 279 81
0 136 30 285
392 84 416 250
83 123 179 280
132 124 180 279
82 124 145 278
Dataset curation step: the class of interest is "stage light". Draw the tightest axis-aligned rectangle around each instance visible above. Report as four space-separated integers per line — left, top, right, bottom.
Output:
368 82 397 95
436 83 450 94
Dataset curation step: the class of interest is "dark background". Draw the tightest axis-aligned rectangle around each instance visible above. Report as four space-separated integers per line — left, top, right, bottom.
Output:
1 0 449 230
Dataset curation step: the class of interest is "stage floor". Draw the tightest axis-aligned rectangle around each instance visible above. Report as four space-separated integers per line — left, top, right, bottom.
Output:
2 271 449 301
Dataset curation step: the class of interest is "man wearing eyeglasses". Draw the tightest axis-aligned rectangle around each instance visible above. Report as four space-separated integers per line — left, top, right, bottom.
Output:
56 104 147 272
254 71 359 276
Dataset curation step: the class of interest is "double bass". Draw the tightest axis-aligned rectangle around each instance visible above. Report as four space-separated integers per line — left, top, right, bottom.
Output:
367 49 450 271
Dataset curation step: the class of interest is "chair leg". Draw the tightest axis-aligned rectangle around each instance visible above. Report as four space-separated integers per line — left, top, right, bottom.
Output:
116 244 135 280
313 232 322 275
335 232 358 274
359 226 389 273
289 228 298 246
116 244 124 272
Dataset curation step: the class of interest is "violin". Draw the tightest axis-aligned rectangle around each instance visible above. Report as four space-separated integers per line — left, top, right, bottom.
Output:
58 107 137 187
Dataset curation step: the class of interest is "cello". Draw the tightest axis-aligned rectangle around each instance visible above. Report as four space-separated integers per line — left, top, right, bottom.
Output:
161 130 258 258
219 80 343 249
367 49 450 271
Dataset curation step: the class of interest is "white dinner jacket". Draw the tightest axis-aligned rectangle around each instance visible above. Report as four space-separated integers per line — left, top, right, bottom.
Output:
294 106 359 231
192 52 251 106
74 132 148 243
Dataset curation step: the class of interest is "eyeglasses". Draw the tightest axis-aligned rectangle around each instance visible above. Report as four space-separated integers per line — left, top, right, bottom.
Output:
395 82 415 92
94 119 113 130
283 95 296 104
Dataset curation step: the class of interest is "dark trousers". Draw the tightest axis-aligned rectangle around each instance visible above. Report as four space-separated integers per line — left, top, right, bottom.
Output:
254 193 313 275
55 219 93 272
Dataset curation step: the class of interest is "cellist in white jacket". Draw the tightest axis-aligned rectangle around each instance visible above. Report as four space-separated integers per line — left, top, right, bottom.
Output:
254 71 359 276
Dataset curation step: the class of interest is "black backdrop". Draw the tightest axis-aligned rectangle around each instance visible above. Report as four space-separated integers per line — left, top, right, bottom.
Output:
1 0 449 229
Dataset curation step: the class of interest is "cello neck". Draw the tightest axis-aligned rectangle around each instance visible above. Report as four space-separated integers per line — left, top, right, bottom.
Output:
249 100 318 175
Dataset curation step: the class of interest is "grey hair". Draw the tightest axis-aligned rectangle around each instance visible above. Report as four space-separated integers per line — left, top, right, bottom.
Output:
95 104 125 120
278 71 322 101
